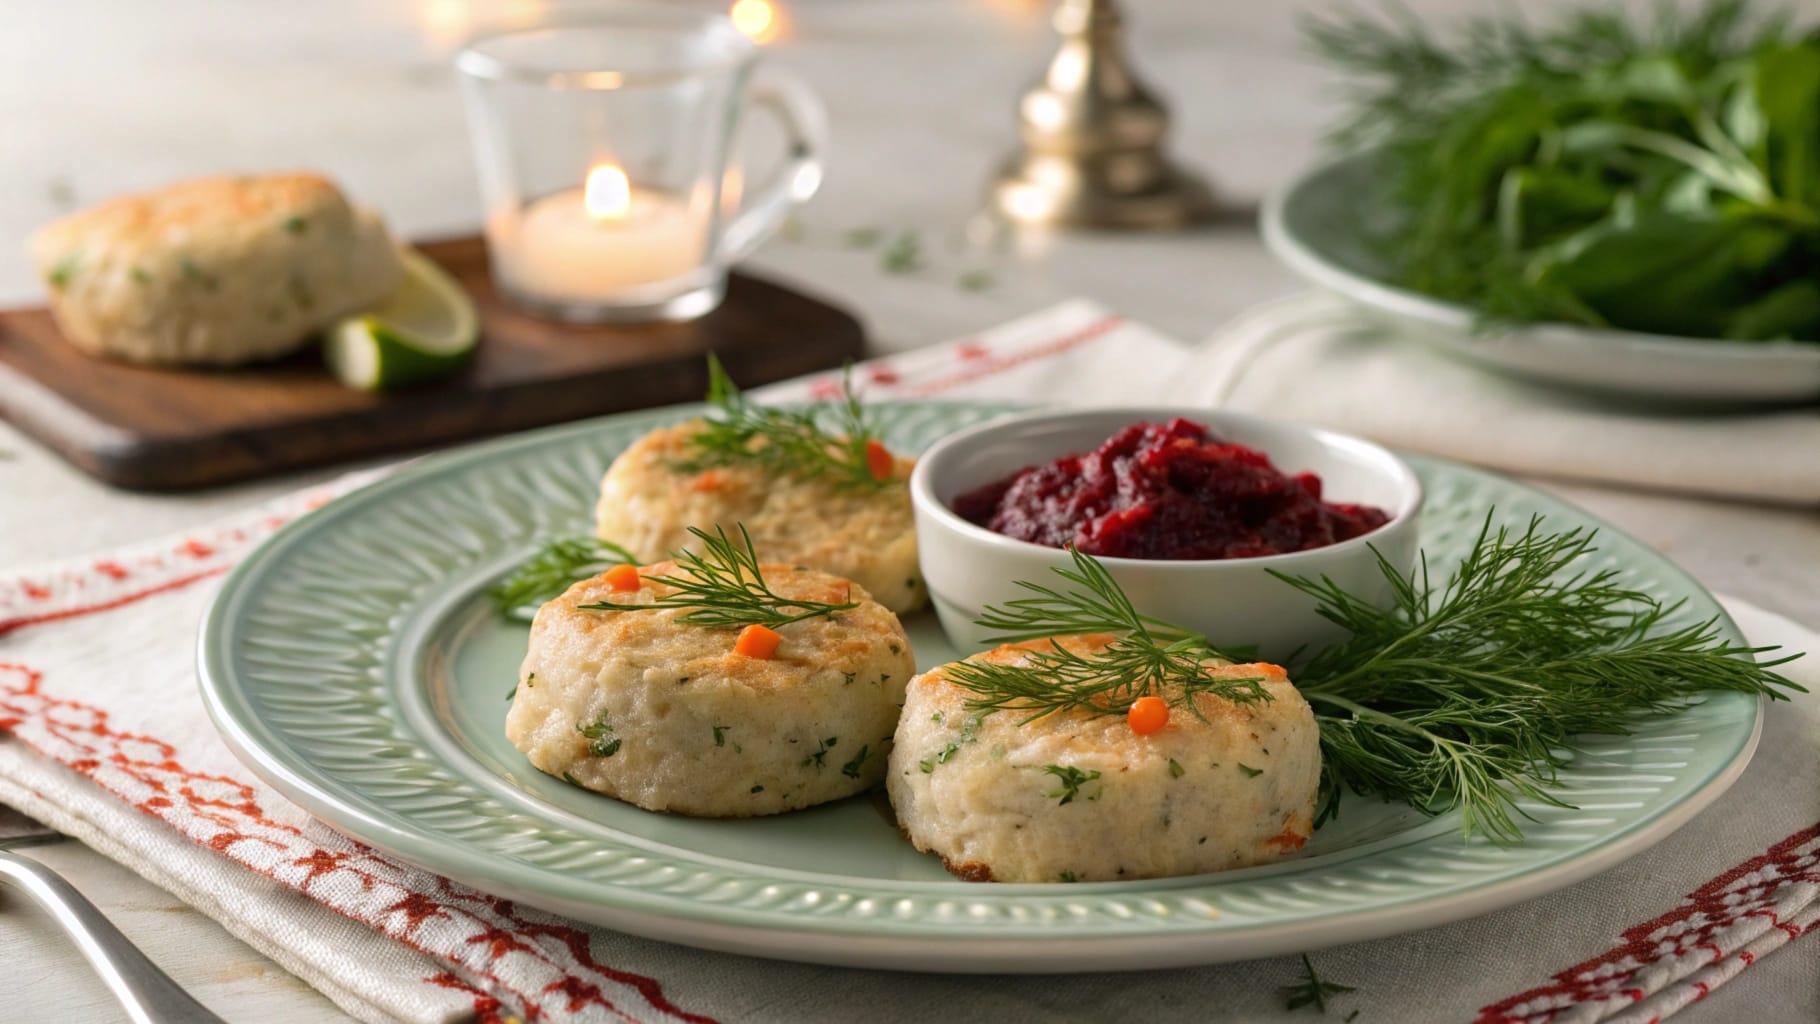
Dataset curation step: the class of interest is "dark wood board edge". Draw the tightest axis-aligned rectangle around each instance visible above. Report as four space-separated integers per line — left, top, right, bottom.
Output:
0 265 867 492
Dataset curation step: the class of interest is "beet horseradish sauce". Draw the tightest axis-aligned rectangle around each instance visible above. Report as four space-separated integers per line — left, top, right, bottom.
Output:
951 418 1392 560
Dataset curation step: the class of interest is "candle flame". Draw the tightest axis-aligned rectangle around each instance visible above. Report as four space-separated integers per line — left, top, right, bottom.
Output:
729 0 780 43
585 164 631 221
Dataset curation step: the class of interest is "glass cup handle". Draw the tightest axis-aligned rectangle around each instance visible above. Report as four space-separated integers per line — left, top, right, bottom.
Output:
719 67 828 264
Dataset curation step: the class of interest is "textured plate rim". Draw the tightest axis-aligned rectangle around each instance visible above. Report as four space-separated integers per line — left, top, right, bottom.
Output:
197 401 1763 970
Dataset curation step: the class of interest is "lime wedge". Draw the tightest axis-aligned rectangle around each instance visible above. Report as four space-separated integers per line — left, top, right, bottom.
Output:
326 248 478 390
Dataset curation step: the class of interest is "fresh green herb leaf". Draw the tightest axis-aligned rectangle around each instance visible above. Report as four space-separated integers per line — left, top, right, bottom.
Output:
1281 953 1356 1013
577 711 620 757
506 681 518 701
713 725 730 747
47 253 79 290
802 736 838 768
1168 758 1185 779
944 546 1269 721
675 354 890 492
840 744 871 779
843 226 883 248
561 771 584 786
750 784 765 793
1058 871 1077 883
881 231 923 273
284 215 308 235
489 537 639 622
1042 764 1102 805
957 269 996 292
918 759 934 773
579 525 859 629
1237 763 1264 779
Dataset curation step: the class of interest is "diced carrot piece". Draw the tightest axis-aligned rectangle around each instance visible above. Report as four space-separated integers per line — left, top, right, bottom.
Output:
603 564 642 591
735 624 782 659
865 439 895 482
1127 696 1169 735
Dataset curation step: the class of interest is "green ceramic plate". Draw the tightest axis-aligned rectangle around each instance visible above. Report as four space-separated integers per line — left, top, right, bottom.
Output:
198 401 1761 972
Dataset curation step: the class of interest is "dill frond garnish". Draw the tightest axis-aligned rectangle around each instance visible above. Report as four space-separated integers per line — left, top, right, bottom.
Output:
954 514 1802 843
675 354 890 491
490 537 638 622
1280 953 1356 1013
1277 513 1804 843
942 546 1272 722
577 525 859 629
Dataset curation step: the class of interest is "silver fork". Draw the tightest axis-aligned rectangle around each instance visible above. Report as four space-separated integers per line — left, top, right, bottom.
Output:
0 805 229 1023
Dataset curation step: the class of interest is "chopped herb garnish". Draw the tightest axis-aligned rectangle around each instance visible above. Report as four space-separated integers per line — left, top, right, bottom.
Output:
577 712 620 757
932 712 984 765
1058 871 1077 883
130 266 151 286
506 681 517 701
47 253 80 290
283 215 308 235
888 642 901 655
1281 953 1356 1013
881 231 923 273
843 672 857 686
1042 765 1102 805
561 771 584 786
712 725 730 747
1238 763 1264 779
918 759 934 773
957 269 996 292
750 784 765 793
674 354 890 492
1168 758 1185 779
579 525 858 629
842 226 883 248
801 736 839 768
840 744 871 779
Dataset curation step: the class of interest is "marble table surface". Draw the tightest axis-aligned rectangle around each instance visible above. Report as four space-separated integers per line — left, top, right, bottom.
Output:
2 1 1814 1020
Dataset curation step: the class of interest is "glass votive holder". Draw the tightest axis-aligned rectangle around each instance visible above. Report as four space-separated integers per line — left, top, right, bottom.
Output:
456 4 825 323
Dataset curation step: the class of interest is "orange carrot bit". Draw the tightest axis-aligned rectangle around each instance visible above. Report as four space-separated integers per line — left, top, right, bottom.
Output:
603 564 642 591
735 624 782 659
864 439 895 482
1127 696 1169 736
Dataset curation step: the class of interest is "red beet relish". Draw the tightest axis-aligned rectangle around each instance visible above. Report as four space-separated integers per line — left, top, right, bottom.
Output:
950 418 1391 560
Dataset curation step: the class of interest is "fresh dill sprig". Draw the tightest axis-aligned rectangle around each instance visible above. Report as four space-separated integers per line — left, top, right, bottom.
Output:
1281 953 1356 1013
577 525 859 629
489 536 639 622
675 354 889 492
943 546 1272 722
1278 513 1804 843
958 515 1801 843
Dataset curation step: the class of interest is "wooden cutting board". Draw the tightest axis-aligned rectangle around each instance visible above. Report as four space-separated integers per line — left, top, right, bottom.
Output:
0 235 866 491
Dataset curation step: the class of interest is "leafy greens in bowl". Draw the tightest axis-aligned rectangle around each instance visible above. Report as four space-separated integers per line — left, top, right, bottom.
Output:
1266 0 1820 402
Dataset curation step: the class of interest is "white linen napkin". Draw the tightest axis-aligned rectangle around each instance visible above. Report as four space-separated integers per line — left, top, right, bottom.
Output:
1 300 1815 1024
1174 293 1820 506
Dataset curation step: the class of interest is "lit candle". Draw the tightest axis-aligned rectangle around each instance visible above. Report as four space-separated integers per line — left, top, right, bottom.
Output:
492 163 708 305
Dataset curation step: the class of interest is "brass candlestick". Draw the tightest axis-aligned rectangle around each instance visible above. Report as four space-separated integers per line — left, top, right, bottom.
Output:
989 0 1215 230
